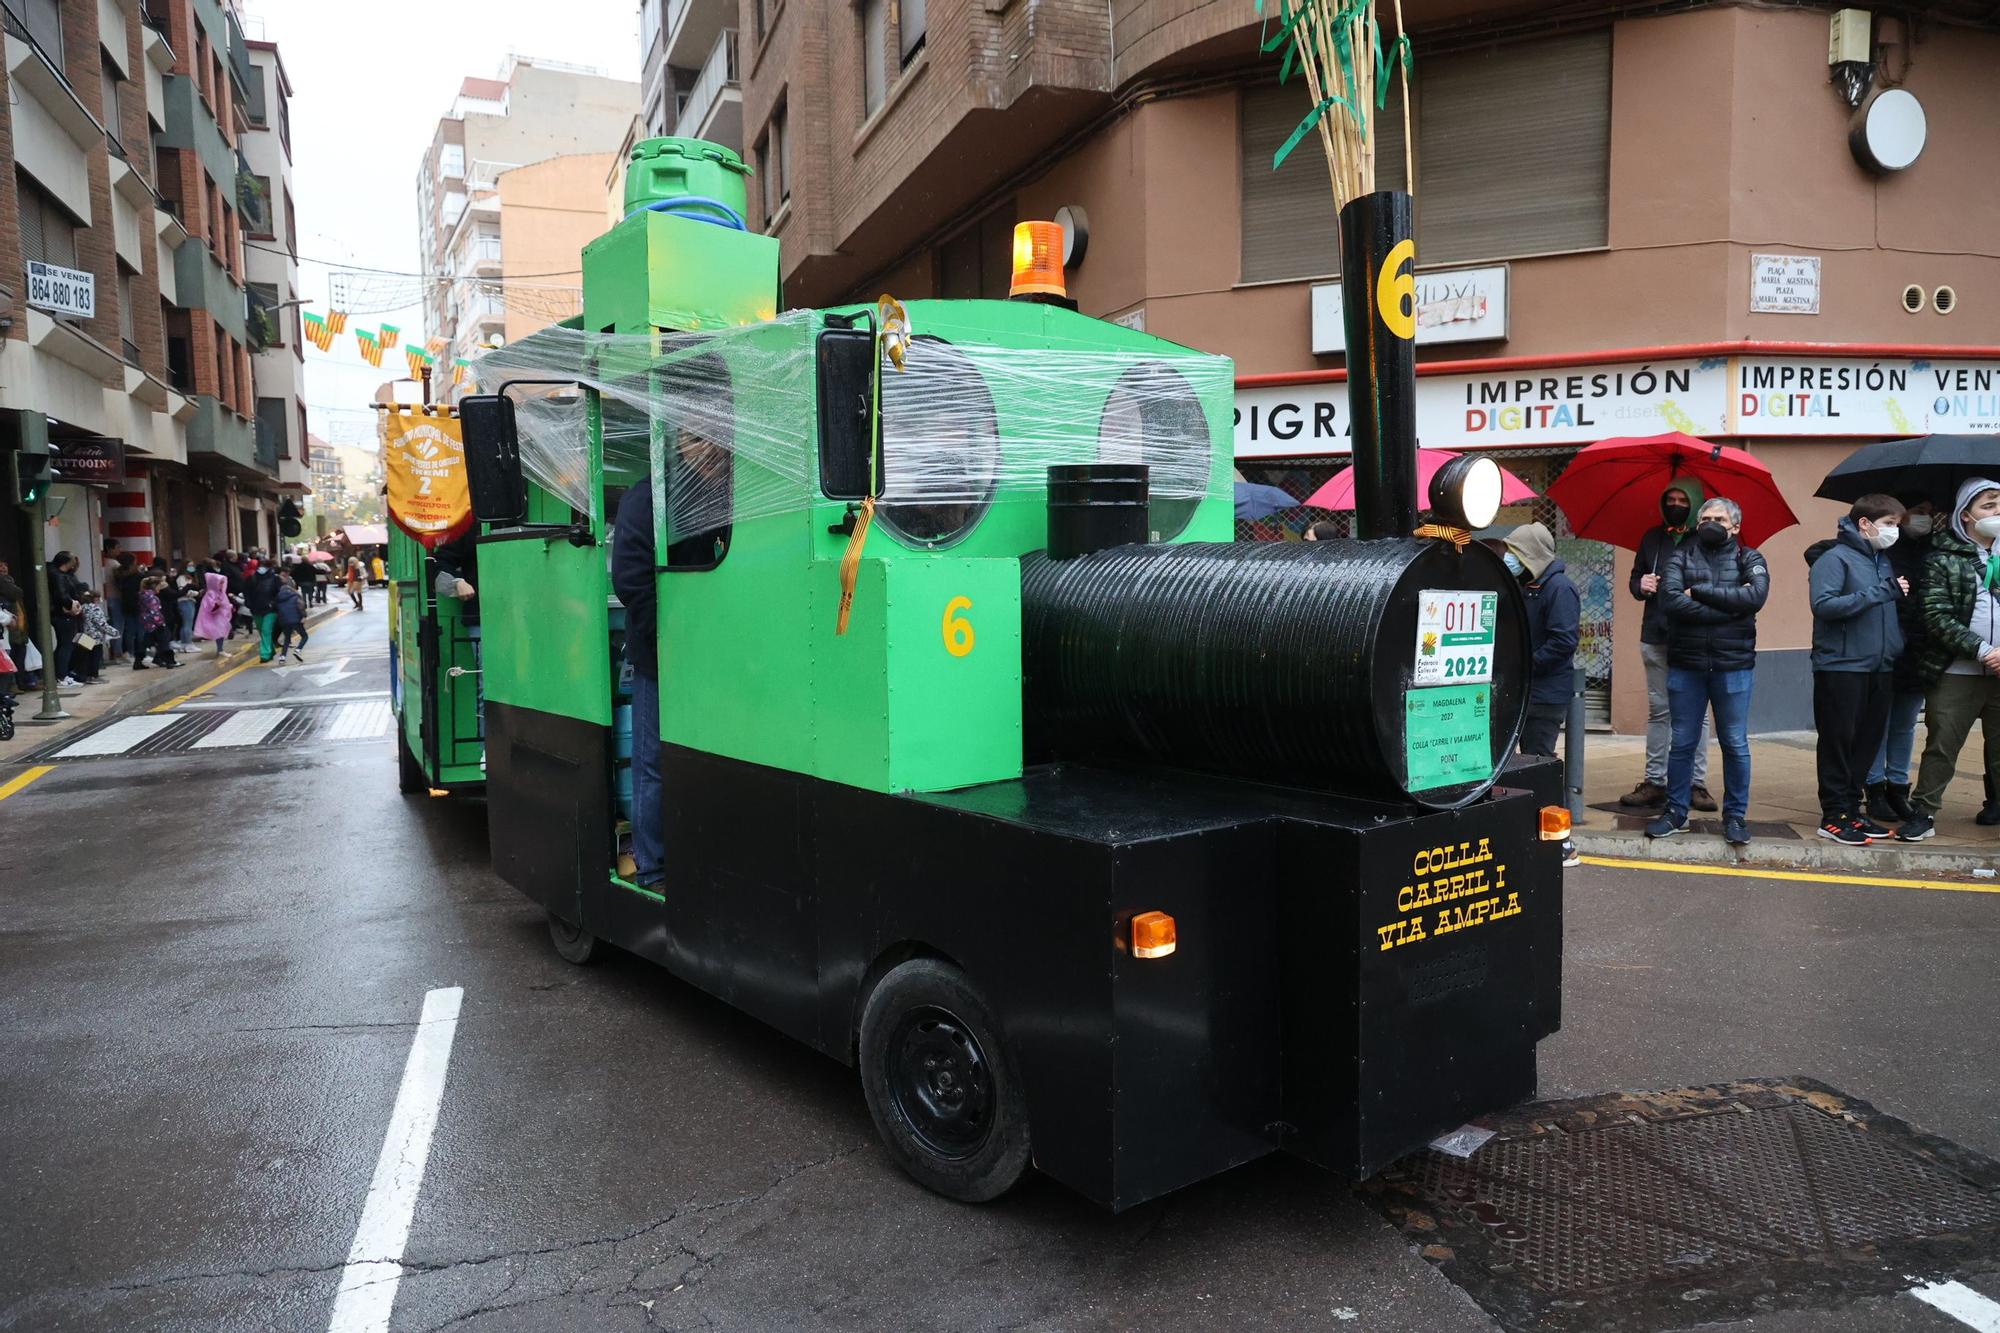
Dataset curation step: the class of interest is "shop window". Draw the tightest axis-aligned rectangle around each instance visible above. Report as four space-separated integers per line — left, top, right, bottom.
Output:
1239 29 1608 283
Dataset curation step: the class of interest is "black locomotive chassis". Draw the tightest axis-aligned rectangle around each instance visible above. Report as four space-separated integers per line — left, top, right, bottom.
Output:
487 706 1565 1211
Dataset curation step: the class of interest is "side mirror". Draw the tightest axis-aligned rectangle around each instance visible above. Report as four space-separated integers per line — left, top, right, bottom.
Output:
460 393 526 526
815 326 882 501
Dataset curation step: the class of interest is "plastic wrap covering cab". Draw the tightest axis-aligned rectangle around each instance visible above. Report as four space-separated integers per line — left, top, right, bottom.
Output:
1020 539 1530 810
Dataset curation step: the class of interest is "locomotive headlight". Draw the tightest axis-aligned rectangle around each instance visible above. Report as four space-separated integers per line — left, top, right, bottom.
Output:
1429 453 1503 531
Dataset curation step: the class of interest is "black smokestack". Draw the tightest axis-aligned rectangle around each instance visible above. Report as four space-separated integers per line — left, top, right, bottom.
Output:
1339 191 1419 540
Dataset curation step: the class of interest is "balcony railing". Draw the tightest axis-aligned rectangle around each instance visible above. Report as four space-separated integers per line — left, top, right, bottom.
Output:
673 29 739 142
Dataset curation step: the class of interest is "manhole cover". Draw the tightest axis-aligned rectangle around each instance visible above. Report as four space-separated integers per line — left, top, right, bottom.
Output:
1360 1078 2000 1331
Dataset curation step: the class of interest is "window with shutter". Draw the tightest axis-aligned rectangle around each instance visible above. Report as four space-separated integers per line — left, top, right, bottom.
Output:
17 174 79 268
1239 30 1606 283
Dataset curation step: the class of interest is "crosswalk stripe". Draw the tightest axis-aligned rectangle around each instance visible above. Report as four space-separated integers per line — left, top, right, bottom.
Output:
326 700 392 741
191 708 291 750
56 715 179 757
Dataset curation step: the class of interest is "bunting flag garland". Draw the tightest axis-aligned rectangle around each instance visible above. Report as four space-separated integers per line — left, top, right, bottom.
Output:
452 357 472 387
405 344 434 378
303 311 327 348
355 328 383 367
426 337 449 358
326 309 349 335
379 324 400 350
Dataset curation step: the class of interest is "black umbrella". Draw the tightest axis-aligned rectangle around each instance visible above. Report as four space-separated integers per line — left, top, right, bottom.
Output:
1815 434 2000 506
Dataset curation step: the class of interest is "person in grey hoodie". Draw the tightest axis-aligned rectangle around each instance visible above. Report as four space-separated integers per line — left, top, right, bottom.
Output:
1808 494 1908 844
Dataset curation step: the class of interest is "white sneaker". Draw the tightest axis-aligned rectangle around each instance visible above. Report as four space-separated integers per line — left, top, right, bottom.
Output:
58 676 77 687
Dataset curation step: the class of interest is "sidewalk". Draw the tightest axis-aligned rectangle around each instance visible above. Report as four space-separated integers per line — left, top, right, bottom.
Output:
1574 728 1999 877
3 603 349 756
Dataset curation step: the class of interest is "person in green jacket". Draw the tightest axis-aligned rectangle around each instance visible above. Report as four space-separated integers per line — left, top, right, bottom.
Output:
1897 476 2000 841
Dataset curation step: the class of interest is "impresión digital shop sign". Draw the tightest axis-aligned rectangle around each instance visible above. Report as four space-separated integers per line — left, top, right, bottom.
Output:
1234 357 2000 458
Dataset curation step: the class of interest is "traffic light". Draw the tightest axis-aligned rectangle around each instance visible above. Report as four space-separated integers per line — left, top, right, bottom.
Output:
10 448 57 508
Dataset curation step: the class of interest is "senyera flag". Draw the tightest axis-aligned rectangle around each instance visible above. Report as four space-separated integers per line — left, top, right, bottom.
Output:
383 409 473 549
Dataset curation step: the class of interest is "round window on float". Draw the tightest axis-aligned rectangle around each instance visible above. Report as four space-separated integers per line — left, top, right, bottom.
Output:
1096 362 1210 542
876 337 1002 550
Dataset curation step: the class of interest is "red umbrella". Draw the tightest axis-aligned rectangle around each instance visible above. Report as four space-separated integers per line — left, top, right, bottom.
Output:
1547 432 1799 550
1304 448 1540 511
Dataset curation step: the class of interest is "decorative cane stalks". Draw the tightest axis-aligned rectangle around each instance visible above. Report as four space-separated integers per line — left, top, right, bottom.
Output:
1261 0 1414 210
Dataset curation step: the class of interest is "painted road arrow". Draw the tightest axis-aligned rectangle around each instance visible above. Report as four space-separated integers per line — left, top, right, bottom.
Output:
269 656 360 688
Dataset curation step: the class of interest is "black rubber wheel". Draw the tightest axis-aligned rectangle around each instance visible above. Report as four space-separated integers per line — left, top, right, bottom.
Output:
396 726 425 795
547 910 598 965
858 959 1030 1203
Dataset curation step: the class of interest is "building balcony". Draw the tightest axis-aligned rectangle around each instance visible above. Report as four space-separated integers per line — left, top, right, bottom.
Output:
160 73 236 191
174 243 247 339
187 395 260 474
662 0 733 70
673 29 740 152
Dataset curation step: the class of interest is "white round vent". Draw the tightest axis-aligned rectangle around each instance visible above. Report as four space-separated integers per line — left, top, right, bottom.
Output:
1903 284 1927 314
1850 89 1928 173
1934 285 1956 315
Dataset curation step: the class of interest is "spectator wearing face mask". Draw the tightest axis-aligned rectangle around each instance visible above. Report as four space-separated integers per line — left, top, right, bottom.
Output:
1649 497 1769 847
1806 495 1909 845
1621 478 1717 813
1863 496 1938 823
1898 477 2000 842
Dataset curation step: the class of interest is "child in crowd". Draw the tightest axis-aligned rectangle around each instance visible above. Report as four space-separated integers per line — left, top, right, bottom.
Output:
133 577 178 670
274 574 308 661
75 591 113 683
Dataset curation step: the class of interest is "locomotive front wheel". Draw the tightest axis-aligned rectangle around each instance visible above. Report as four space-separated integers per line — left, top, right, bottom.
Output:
395 727 424 795
546 910 598 965
858 959 1030 1203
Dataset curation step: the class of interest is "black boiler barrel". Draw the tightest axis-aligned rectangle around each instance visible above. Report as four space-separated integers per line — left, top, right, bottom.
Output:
1020 538 1530 810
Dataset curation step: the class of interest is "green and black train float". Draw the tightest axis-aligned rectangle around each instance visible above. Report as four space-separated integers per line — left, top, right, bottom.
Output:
391 136 1568 1210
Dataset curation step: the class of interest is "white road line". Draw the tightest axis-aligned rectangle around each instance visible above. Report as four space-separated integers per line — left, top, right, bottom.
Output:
179 691 388 711
326 986 464 1333
1913 1281 2000 1331
55 715 179 757
190 708 290 750
327 700 392 742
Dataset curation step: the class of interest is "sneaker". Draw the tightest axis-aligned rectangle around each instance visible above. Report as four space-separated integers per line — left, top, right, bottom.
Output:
1723 816 1751 846
1854 815 1892 839
1688 783 1719 812
1817 817 1870 846
1645 812 1687 839
57 675 77 688
1560 839 1581 868
291 648 304 662
1896 812 1936 842
1619 781 1666 808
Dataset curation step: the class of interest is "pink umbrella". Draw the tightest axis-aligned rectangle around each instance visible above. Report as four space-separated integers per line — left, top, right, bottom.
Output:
1304 449 1539 511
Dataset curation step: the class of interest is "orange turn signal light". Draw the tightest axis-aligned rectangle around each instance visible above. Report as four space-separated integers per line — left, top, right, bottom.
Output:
1010 220 1067 299
1131 910 1177 959
1539 805 1572 841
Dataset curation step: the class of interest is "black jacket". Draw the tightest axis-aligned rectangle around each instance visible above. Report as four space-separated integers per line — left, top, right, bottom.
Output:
611 481 658 679
49 566 84 621
1521 559 1581 706
245 570 281 616
1661 536 1769 673
1629 525 1690 646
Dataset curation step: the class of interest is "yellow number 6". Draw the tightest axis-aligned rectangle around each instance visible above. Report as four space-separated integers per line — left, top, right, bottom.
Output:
1376 237 1417 341
942 596 975 657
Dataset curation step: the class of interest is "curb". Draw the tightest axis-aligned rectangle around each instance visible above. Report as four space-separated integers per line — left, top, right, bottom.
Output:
1573 830 1996 878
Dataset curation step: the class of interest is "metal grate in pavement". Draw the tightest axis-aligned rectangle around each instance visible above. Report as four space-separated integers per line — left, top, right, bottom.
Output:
1361 1078 2000 1332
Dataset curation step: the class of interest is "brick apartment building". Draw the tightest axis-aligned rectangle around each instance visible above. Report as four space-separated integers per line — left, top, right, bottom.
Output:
1 0 304 612
734 0 2000 732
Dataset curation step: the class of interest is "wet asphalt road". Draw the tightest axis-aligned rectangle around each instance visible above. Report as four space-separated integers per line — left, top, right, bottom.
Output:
2 601 1998 1332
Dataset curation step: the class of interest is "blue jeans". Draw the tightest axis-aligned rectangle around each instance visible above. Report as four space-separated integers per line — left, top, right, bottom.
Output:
631 668 664 883
1666 668 1753 820
1867 687 1925 786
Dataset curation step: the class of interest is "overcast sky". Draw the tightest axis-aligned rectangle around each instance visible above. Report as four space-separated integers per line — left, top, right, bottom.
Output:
238 0 641 445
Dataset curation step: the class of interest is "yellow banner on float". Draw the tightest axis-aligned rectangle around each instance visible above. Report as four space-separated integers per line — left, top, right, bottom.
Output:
383 411 473 549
